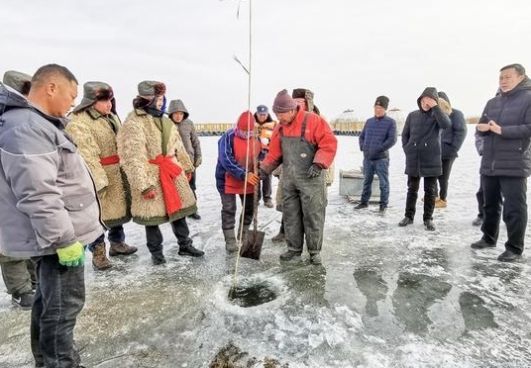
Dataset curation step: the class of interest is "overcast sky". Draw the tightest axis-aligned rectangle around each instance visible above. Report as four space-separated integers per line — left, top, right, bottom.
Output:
1 0 530 122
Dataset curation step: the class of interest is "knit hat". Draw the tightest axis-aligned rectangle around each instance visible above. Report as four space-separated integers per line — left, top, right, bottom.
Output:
292 88 316 114
168 99 189 120
72 81 115 114
374 96 389 110
272 89 297 113
237 111 255 131
256 104 268 114
2 70 32 96
137 80 166 98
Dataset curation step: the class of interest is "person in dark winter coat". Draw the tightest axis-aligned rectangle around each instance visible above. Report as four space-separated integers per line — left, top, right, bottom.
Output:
254 104 277 208
215 111 261 252
356 96 397 212
434 92 467 208
398 87 451 231
471 63 531 262
261 90 337 265
168 99 202 220
0 64 103 368
0 70 36 310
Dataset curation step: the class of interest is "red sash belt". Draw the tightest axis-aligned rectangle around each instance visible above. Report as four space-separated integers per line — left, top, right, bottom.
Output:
148 154 183 216
100 155 120 166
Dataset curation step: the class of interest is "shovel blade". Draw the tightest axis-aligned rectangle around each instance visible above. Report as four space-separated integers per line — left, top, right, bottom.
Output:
240 230 265 260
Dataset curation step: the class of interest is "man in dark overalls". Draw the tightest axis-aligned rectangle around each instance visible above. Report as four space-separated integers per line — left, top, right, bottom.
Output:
261 90 337 265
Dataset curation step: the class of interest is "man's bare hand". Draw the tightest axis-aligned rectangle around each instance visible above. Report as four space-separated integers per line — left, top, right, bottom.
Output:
476 123 491 132
488 120 502 135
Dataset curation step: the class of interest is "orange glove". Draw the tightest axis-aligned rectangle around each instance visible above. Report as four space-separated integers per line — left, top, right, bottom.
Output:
142 189 156 200
246 172 260 186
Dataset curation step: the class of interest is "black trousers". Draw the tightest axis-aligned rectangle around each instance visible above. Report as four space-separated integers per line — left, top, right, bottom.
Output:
220 193 254 230
437 157 456 200
481 175 527 254
258 171 272 201
476 182 484 219
145 218 192 255
31 254 84 368
404 176 438 221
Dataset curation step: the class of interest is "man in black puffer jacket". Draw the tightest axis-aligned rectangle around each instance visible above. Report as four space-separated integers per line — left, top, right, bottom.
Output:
399 87 451 231
471 63 531 262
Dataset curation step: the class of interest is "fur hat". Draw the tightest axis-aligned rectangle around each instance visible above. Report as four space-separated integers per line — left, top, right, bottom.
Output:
2 70 32 96
72 81 115 114
273 89 298 113
374 96 389 110
292 88 318 114
137 80 166 98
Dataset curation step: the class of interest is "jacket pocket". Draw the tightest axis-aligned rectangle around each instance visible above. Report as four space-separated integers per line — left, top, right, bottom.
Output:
64 193 96 212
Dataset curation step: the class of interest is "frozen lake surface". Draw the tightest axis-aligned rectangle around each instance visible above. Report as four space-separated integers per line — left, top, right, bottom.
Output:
1 133 531 367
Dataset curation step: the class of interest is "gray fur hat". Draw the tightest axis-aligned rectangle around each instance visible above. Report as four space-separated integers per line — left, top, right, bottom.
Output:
72 81 115 114
2 70 32 96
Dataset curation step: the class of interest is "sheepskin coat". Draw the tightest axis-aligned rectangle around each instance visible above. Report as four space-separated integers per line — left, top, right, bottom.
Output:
66 108 131 227
117 108 196 225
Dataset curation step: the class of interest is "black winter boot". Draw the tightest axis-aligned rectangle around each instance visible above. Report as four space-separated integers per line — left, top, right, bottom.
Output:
179 243 204 257
497 250 522 262
398 217 413 227
423 220 436 231
471 239 496 249
151 251 166 265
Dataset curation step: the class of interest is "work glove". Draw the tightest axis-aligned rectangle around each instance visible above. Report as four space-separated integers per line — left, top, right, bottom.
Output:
142 188 156 200
56 241 85 267
246 172 260 186
307 164 322 178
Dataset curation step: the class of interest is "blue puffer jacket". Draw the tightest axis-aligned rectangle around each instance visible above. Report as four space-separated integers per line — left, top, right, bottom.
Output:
359 115 397 160
441 108 467 159
478 77 531 177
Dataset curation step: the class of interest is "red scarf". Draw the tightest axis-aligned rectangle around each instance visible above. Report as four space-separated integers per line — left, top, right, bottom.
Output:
148 154 183 215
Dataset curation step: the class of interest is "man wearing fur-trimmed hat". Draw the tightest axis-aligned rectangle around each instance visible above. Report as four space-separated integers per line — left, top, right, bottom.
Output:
66 81 138 271
355 96 397 213
398 87 451 231
117 81 204 265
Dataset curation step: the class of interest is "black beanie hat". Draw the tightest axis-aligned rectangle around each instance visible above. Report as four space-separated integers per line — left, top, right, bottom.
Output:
375 96 389 110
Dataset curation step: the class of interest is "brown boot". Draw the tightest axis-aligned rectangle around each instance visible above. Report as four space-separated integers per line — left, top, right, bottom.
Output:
92 242 112 270
109 242 138 256
435 199 447 208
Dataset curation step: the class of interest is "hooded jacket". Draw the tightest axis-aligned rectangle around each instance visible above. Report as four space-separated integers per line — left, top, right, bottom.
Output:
168 100 202 167
478 77 531 177
0 84 102 257
402 88 452 177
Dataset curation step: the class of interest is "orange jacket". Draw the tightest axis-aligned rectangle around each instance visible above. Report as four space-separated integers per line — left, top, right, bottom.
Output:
262 108 337 172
